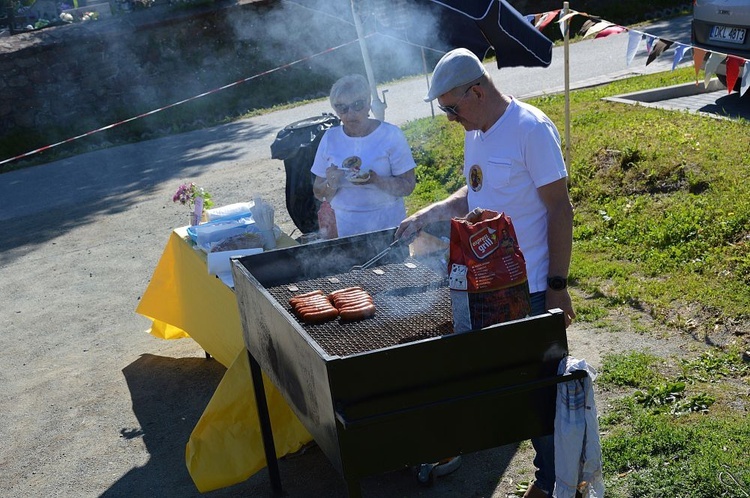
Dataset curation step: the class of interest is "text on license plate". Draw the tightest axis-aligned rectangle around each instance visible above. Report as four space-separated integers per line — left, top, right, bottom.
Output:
709 25 747 44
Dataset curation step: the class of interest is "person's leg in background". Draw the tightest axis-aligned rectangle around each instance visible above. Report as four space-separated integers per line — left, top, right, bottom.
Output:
524 291 555 497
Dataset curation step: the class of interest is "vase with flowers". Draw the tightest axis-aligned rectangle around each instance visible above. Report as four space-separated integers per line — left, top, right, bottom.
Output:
173 182 214 225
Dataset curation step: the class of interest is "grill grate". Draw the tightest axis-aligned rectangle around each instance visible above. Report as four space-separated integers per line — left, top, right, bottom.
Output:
266 258 454 357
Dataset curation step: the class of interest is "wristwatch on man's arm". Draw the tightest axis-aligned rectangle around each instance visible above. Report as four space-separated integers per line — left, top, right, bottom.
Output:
547 276 568 291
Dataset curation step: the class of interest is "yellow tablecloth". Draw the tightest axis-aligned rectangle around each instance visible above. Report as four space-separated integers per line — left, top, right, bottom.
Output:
136 227 312 492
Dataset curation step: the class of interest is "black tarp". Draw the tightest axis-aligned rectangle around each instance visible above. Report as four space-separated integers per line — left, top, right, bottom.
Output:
366 0 553 67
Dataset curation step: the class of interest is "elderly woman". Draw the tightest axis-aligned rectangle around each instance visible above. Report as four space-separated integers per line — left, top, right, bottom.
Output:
311 74 416 238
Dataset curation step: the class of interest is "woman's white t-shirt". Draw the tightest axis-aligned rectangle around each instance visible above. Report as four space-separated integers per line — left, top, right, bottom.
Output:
311 122 416 237
464 98 567 293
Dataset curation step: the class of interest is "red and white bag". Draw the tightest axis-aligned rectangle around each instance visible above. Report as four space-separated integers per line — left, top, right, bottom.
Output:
448 208 531 333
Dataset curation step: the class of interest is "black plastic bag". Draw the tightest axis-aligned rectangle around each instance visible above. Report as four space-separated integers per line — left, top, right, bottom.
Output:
270 113 340 234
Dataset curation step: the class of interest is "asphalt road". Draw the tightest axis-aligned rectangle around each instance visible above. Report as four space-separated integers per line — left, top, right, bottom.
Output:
0 15 702 498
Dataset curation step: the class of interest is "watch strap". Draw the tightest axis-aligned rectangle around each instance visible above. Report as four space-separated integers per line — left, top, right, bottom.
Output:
547 276 568 290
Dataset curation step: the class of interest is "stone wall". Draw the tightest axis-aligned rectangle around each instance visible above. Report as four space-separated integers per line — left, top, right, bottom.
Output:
0 1 291 150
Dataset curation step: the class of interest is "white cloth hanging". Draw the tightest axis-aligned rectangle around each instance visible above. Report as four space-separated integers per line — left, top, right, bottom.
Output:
553 357 605 498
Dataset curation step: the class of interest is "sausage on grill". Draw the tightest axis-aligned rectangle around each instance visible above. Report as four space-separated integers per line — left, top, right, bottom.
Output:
292 287 376 322
301 308 340 323
290 290 339 323
339 303 376 321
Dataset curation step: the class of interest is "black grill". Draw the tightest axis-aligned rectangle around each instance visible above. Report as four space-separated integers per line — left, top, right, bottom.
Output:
231 228 583 498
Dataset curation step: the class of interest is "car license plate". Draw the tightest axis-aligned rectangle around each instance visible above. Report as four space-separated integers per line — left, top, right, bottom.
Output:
709 25 747 44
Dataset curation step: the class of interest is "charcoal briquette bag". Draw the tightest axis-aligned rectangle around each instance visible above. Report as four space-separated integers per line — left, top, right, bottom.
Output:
448 208 531 333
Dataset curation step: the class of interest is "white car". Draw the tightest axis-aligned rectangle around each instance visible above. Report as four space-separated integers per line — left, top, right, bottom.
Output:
691 0 750 92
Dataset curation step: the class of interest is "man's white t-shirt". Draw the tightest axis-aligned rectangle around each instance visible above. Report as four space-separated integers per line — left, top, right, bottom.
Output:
464 98 567 293
311 122 416 237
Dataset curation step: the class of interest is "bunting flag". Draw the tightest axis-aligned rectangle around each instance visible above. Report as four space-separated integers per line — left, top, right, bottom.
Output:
725 56 743 94
559 9 577 38
647 39 674 66
526 9 560 31
531 9 750 94
596 25 627 38
582 20 615 38
577 19 595 36
693 48 707 83
558 10 578 25
626 30 643 67
704 52 727 88
672 43 690 71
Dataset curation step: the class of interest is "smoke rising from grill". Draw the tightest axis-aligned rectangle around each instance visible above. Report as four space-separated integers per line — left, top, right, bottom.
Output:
78 0 453 148
226 0 447 98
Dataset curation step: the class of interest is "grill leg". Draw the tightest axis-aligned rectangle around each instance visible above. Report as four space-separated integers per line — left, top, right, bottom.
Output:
248 350 283 495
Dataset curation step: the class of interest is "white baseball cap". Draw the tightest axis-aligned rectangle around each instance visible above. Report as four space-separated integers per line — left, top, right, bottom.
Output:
424 48 488 102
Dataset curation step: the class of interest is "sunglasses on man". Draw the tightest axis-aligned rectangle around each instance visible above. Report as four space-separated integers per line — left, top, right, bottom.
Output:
437 83 479 117
334 99 367 115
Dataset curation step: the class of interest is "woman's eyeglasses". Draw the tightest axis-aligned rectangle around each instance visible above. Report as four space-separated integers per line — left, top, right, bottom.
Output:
334 99 367 115
437 83 479 117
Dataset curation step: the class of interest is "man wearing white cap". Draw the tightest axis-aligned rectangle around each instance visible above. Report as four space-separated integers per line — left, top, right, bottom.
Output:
396 48 576 498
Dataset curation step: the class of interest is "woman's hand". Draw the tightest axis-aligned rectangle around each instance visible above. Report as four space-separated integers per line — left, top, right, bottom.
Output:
360 170 378 185
313 165 346 201
325 165 345 189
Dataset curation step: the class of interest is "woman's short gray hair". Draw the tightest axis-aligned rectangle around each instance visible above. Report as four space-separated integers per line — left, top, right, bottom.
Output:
329 74 371 106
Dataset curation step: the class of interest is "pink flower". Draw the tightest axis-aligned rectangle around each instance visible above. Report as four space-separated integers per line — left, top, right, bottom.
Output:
172 182 213 209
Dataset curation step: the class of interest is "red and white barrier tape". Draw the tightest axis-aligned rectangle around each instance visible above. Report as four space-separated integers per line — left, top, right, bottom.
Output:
0 38 361 167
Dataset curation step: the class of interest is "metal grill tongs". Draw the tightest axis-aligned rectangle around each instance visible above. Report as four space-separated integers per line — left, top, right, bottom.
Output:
350 238 402 271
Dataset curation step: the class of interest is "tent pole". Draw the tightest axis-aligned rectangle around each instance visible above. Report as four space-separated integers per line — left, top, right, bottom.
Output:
563 1 571 168
351 0 387 121
421 47 435 118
